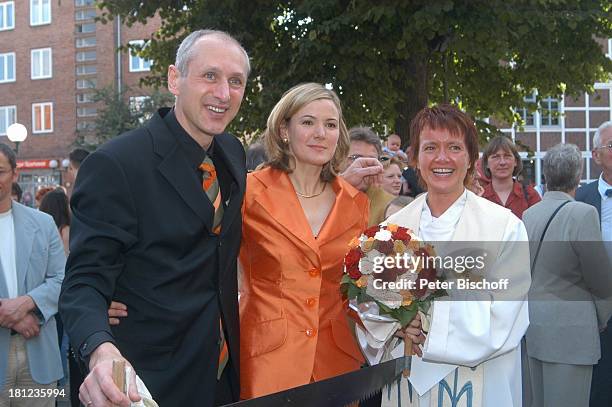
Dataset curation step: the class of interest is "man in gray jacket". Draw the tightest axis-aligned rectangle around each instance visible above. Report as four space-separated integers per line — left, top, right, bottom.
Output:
523 143 612 407
0 143 65 407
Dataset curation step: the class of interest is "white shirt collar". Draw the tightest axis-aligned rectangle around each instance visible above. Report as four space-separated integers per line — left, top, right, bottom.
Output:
598 174 612 200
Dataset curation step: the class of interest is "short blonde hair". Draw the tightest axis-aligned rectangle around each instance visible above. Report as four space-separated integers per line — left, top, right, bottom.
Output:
381 155 403 171
263 83 349 182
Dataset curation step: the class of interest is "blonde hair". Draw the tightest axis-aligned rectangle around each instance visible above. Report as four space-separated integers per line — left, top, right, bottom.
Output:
381 155 403 171
263 83 349 182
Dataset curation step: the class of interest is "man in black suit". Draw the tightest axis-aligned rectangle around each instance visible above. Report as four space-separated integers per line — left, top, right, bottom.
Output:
576 120 612 407
59 30 249 407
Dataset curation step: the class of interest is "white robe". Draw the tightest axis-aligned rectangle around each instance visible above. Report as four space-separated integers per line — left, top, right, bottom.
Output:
383 190 530 407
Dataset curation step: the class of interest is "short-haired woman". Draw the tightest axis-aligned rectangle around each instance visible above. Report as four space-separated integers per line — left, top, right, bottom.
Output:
385 104 530 406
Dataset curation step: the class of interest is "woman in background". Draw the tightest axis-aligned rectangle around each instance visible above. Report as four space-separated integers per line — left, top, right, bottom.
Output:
380 156 403 197
481 135 540 218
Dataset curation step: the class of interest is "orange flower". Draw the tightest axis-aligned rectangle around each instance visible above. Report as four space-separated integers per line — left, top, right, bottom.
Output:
386 223 398 232
348 237 360 249
356 276 369 288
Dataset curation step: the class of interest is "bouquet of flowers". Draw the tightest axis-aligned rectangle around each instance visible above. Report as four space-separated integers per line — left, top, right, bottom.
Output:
341 223 447 373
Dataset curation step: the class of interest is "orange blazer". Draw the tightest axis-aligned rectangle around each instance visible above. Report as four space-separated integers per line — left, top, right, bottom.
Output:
239 167 368 399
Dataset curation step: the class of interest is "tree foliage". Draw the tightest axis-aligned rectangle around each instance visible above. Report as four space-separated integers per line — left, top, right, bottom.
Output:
98 0 612 146
75 85 174 149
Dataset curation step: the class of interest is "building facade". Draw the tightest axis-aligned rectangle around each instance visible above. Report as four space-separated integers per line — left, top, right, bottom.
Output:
0 0 159 200
494 38 612 186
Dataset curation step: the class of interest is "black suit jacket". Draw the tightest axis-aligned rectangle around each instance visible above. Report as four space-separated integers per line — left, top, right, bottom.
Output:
59 108 245 406
576 180 602 220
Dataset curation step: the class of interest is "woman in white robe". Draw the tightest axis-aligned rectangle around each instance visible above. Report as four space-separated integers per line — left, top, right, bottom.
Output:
383 104 530 407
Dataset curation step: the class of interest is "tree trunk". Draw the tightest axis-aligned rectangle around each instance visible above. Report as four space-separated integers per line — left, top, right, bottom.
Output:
394 54 429 149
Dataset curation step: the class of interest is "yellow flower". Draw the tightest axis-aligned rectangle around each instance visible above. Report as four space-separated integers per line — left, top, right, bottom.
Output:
386 223 398 232
348 237 360 249
363 237 375 252
394 240 406 254
400 290 413 306
407 240 421 251
356 276 369 288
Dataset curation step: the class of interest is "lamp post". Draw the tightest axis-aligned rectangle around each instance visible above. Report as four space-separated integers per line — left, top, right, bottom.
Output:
6 123 28 155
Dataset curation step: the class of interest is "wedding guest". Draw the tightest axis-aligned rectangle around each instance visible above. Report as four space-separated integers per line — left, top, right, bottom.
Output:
385 104 530 406
523 143 612 407
34 186 55 209
380 156 403 197
575 120 612 406
238 82 369 398
383 133 408 161
341 126 392 226
481 135 540 218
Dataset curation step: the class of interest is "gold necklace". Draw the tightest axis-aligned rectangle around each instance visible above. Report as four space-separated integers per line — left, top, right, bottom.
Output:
295 183 327 199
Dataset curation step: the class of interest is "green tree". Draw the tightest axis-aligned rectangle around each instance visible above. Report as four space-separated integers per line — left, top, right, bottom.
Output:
99 0 612 146
75 85 174 148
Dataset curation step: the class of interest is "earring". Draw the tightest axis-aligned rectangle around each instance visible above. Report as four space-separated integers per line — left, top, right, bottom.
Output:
282 138 289 144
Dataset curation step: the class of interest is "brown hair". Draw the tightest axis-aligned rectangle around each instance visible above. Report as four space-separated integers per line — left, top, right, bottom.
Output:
409 104 479 186
481 135 523 179
263 83 349 182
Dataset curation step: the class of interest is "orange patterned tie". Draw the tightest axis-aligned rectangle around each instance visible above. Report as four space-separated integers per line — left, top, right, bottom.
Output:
199 156 228 378
199 156 223 234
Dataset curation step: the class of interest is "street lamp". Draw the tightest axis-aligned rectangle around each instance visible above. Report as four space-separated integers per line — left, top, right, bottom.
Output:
7 123 28 155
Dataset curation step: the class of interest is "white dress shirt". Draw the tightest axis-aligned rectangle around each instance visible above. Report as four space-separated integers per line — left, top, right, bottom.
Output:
0 209 18 298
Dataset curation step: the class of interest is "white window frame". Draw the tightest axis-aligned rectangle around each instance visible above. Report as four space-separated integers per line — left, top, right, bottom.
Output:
0 52 15 83
30 0 51 26
128 40 152 72
32 102 53 133
76 36 96 48
76 50 96 62
0 105 16 135
0 1 15 31
76 93 94 103
76 78 96 89
31 48 52 80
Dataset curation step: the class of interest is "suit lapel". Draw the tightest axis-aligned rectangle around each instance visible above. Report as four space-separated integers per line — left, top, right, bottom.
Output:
149 114 215 233
213 134 246 238
316 178 362 245
11 204 36 295
587 183 602 220
252 169 320 265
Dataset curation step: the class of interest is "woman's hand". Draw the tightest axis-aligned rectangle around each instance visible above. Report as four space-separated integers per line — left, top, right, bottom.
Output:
394 312 426 357
108 301 128 326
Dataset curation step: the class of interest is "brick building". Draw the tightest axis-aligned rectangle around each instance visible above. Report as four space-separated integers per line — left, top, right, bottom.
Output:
492 38 612 187
0 0 160 202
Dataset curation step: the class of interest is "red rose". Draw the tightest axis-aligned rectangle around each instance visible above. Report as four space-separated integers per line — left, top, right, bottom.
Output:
376 240 394 255
344 247 363 268
392 227 411 242
419 267 437 284
364 226 379 238
347 263 361 279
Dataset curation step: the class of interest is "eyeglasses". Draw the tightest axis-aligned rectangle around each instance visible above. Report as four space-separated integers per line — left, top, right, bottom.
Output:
0 169 14 177
595 143 612 152
347 154 390 162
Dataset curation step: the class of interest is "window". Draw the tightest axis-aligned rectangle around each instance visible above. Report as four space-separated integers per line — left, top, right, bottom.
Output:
75 8 96 21
30 0 51 26
76 22 95 33
75 0 95 6
0 105 16 135
516 92 560 127
76 93 94 103
77 107 97 117
31 48 52 79
0 1 14 31
539 97 560 126
76 50 96 62
76 120 94 131
129 40 152 72
76 64 96 75
0 52 15 83
32 102 53 133
76 36 96 48
76 78 96 89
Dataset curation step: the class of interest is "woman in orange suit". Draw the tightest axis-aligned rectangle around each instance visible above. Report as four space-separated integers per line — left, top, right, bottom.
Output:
238 82 368 398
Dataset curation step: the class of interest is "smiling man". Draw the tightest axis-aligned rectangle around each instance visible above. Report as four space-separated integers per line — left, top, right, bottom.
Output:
59 30 249 407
